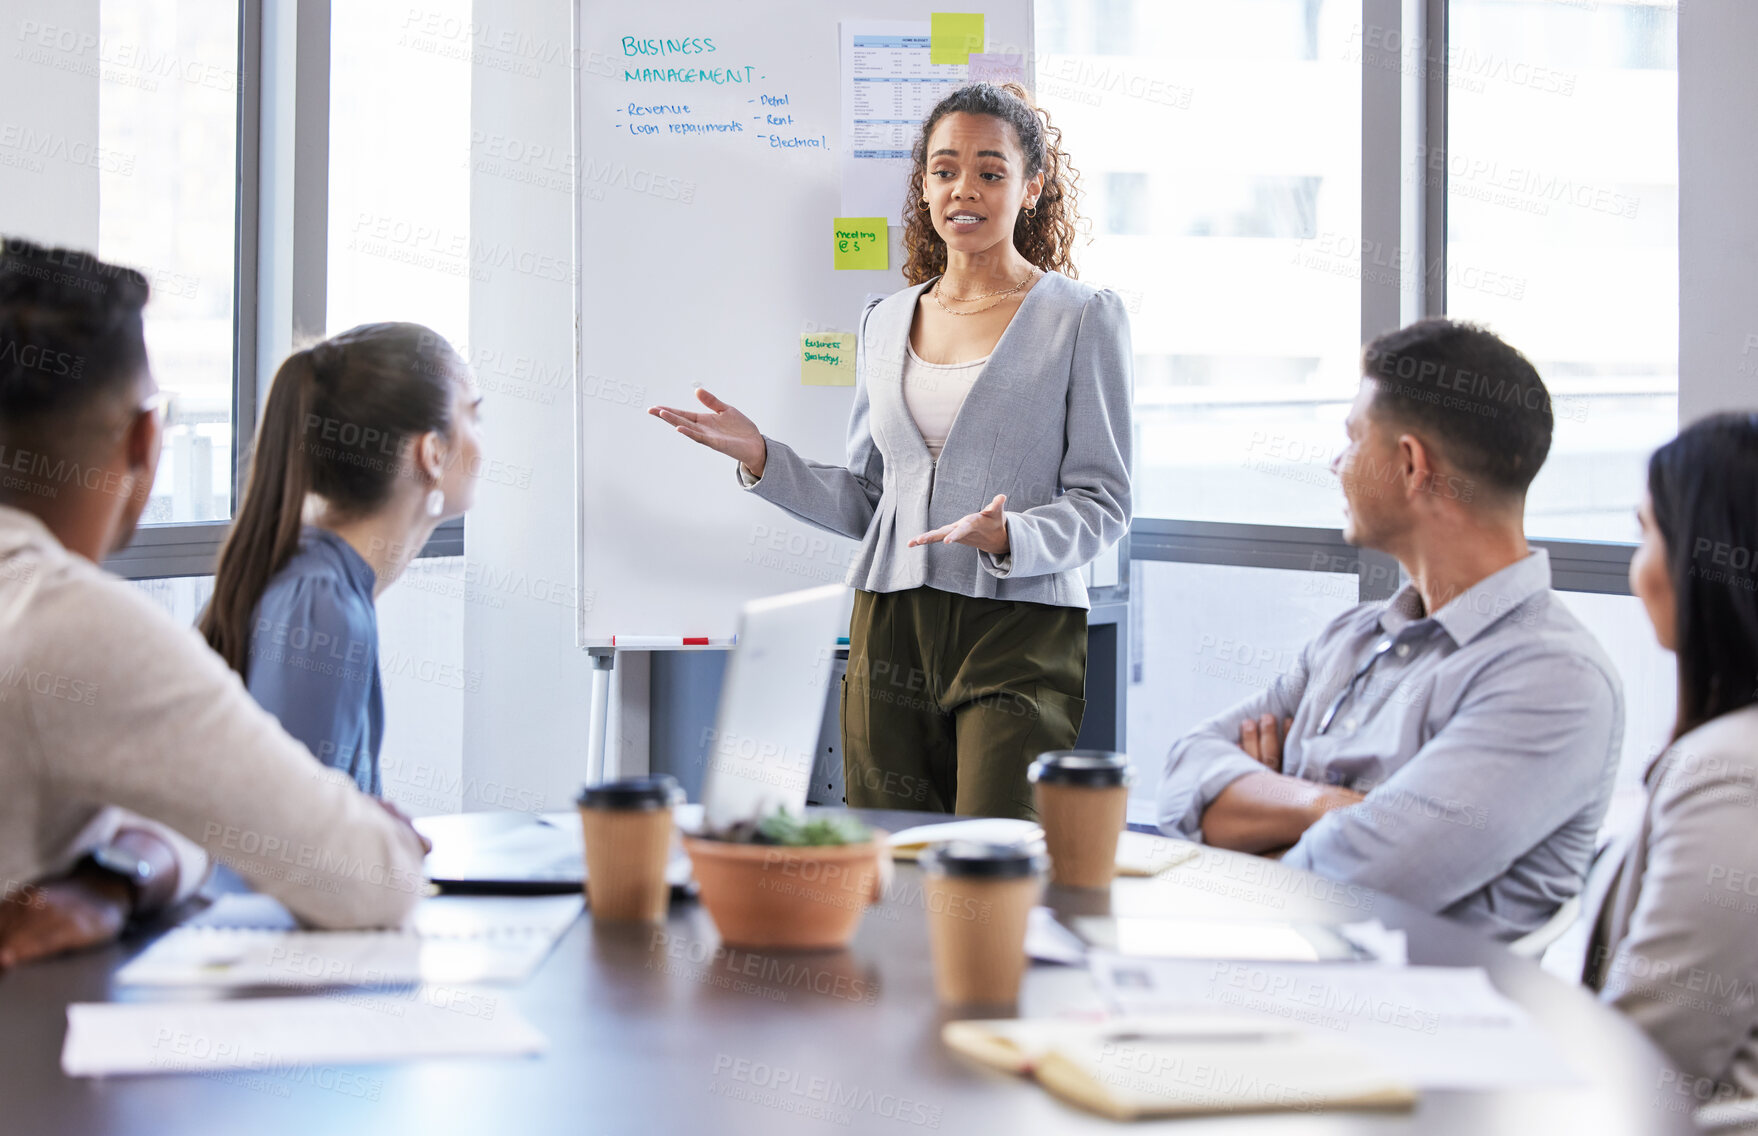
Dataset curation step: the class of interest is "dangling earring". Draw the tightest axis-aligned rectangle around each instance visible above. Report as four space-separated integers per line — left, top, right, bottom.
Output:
425 487 445 518
918 198 930 210
1024 202 1038 219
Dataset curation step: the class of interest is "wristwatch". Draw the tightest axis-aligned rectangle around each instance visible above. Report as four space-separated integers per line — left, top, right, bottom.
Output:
83 842 155 916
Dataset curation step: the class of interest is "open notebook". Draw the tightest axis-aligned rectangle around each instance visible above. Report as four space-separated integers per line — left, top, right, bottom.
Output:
115 893 583 988
944 1016 1417 1120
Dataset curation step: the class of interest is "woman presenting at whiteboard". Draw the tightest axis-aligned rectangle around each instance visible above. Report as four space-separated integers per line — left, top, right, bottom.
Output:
650 83 1132 820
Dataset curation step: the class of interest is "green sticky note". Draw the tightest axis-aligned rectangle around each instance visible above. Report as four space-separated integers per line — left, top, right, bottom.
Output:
833 217 887 270
930 13 984 65
801 333 857 386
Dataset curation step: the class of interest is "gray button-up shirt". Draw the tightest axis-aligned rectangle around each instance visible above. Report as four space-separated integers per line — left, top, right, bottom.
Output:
1157 550 1624 941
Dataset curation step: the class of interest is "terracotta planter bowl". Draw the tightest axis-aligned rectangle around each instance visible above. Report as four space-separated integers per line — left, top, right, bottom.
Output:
683 835 886 951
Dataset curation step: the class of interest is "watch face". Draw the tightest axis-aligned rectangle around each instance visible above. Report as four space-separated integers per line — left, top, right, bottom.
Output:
92 843 151 882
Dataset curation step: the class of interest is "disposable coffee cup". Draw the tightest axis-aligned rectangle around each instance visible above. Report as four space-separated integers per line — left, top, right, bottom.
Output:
1029 750 1133 889
918 841 1045 1005
577 774 684 923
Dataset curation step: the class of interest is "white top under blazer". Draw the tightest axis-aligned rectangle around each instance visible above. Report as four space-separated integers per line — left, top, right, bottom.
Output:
901 343 988 462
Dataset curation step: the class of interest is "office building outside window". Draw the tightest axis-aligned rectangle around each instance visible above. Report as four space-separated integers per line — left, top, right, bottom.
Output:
1037 0 1365 528
1447 0 1678 542
97 0 241 524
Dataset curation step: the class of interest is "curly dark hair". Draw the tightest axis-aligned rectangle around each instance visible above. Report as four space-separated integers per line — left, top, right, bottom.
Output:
901 83 1083 285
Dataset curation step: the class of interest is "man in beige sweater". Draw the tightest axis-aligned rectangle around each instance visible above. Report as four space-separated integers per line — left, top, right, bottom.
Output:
0 237 426 966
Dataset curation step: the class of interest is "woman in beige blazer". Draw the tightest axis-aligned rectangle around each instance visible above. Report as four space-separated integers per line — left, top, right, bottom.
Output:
1584 413 1758 1111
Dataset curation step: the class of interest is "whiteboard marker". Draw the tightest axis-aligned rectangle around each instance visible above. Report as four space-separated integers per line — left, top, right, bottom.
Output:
609 635 736 648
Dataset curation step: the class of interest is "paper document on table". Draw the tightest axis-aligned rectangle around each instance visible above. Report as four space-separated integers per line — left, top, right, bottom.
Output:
115 894 583 988
888 817 1043 857
1089 954 1581 1090
1114 831 1201 877
1078 917 1375 963
1026 907 1088 965
62 995 546 1076
840 20 972 222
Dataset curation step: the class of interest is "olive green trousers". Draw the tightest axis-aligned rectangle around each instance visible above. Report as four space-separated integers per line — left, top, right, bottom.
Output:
839 587 1087 820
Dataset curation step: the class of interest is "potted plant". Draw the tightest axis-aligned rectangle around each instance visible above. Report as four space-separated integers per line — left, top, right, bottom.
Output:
683 809 887 950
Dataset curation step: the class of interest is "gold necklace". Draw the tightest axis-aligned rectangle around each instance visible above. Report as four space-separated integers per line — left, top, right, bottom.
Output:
937 271 1034 302
931 270 1038 316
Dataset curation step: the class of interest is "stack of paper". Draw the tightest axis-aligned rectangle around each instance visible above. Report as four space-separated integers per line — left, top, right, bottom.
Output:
62 995 546 1077
115 893 583 988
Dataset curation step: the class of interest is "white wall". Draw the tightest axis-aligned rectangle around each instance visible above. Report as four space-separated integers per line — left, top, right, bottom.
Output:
1 1 100 246
464 0 605 815
1679 0 1758 424
377 557 468 817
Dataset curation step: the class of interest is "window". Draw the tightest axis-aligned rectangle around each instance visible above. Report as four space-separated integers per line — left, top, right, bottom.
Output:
1033 1 1676 835
1102 172 1149 235
1037 0 1363 526
130 575 215 628
1553 589 1677 812
97 0 242 524
1125 560 1361 824
326 1 472 347
1446 0 1679 541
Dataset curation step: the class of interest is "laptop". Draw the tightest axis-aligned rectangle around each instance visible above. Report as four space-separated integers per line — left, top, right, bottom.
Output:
698 583 851 834
421 583 851 891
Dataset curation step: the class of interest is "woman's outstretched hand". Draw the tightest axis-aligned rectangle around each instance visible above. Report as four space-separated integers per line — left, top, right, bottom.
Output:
648 388 768 478
909 494 1011 556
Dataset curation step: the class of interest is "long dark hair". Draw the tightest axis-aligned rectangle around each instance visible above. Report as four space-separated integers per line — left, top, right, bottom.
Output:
200 322 464 675
1647 412 1758 740
901 82 1083 285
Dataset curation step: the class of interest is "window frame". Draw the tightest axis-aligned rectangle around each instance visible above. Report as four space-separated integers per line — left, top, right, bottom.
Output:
1118 0 1648 750
1125 0 1644 595
104 0 461 581
114 1 1647 687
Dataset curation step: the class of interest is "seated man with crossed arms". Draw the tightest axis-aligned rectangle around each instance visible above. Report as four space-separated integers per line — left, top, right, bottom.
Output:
1157 319 1623 942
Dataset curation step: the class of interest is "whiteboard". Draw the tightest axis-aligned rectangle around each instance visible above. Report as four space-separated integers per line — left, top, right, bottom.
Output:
573 0 1034 646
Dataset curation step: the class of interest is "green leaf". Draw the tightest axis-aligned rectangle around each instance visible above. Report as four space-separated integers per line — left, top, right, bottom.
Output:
751 807 870 846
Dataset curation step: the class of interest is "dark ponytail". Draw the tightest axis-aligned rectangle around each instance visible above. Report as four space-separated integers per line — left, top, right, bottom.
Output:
200 322 464 676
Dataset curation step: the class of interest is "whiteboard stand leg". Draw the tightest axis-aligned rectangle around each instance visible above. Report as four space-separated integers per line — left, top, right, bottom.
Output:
586 647 615 787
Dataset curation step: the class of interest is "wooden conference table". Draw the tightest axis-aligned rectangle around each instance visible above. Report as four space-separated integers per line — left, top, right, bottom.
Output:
0 809 1693 1135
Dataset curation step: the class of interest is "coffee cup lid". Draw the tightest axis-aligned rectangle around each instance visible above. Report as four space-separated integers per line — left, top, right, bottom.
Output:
1028 750 1133 788
918 840 1046 880
577 774 684 810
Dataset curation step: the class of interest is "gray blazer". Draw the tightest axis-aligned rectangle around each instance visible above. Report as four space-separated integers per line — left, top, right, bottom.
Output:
746 272 1133 610
1584 705 1758 1099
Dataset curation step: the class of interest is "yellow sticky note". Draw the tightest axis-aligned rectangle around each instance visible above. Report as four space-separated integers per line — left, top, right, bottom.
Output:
833 217 887 270
802 334 857 386
930 13 984 65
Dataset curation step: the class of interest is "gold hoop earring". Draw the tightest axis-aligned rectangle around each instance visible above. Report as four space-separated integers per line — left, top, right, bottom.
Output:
918 198 930 210
1024 204 1037 219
